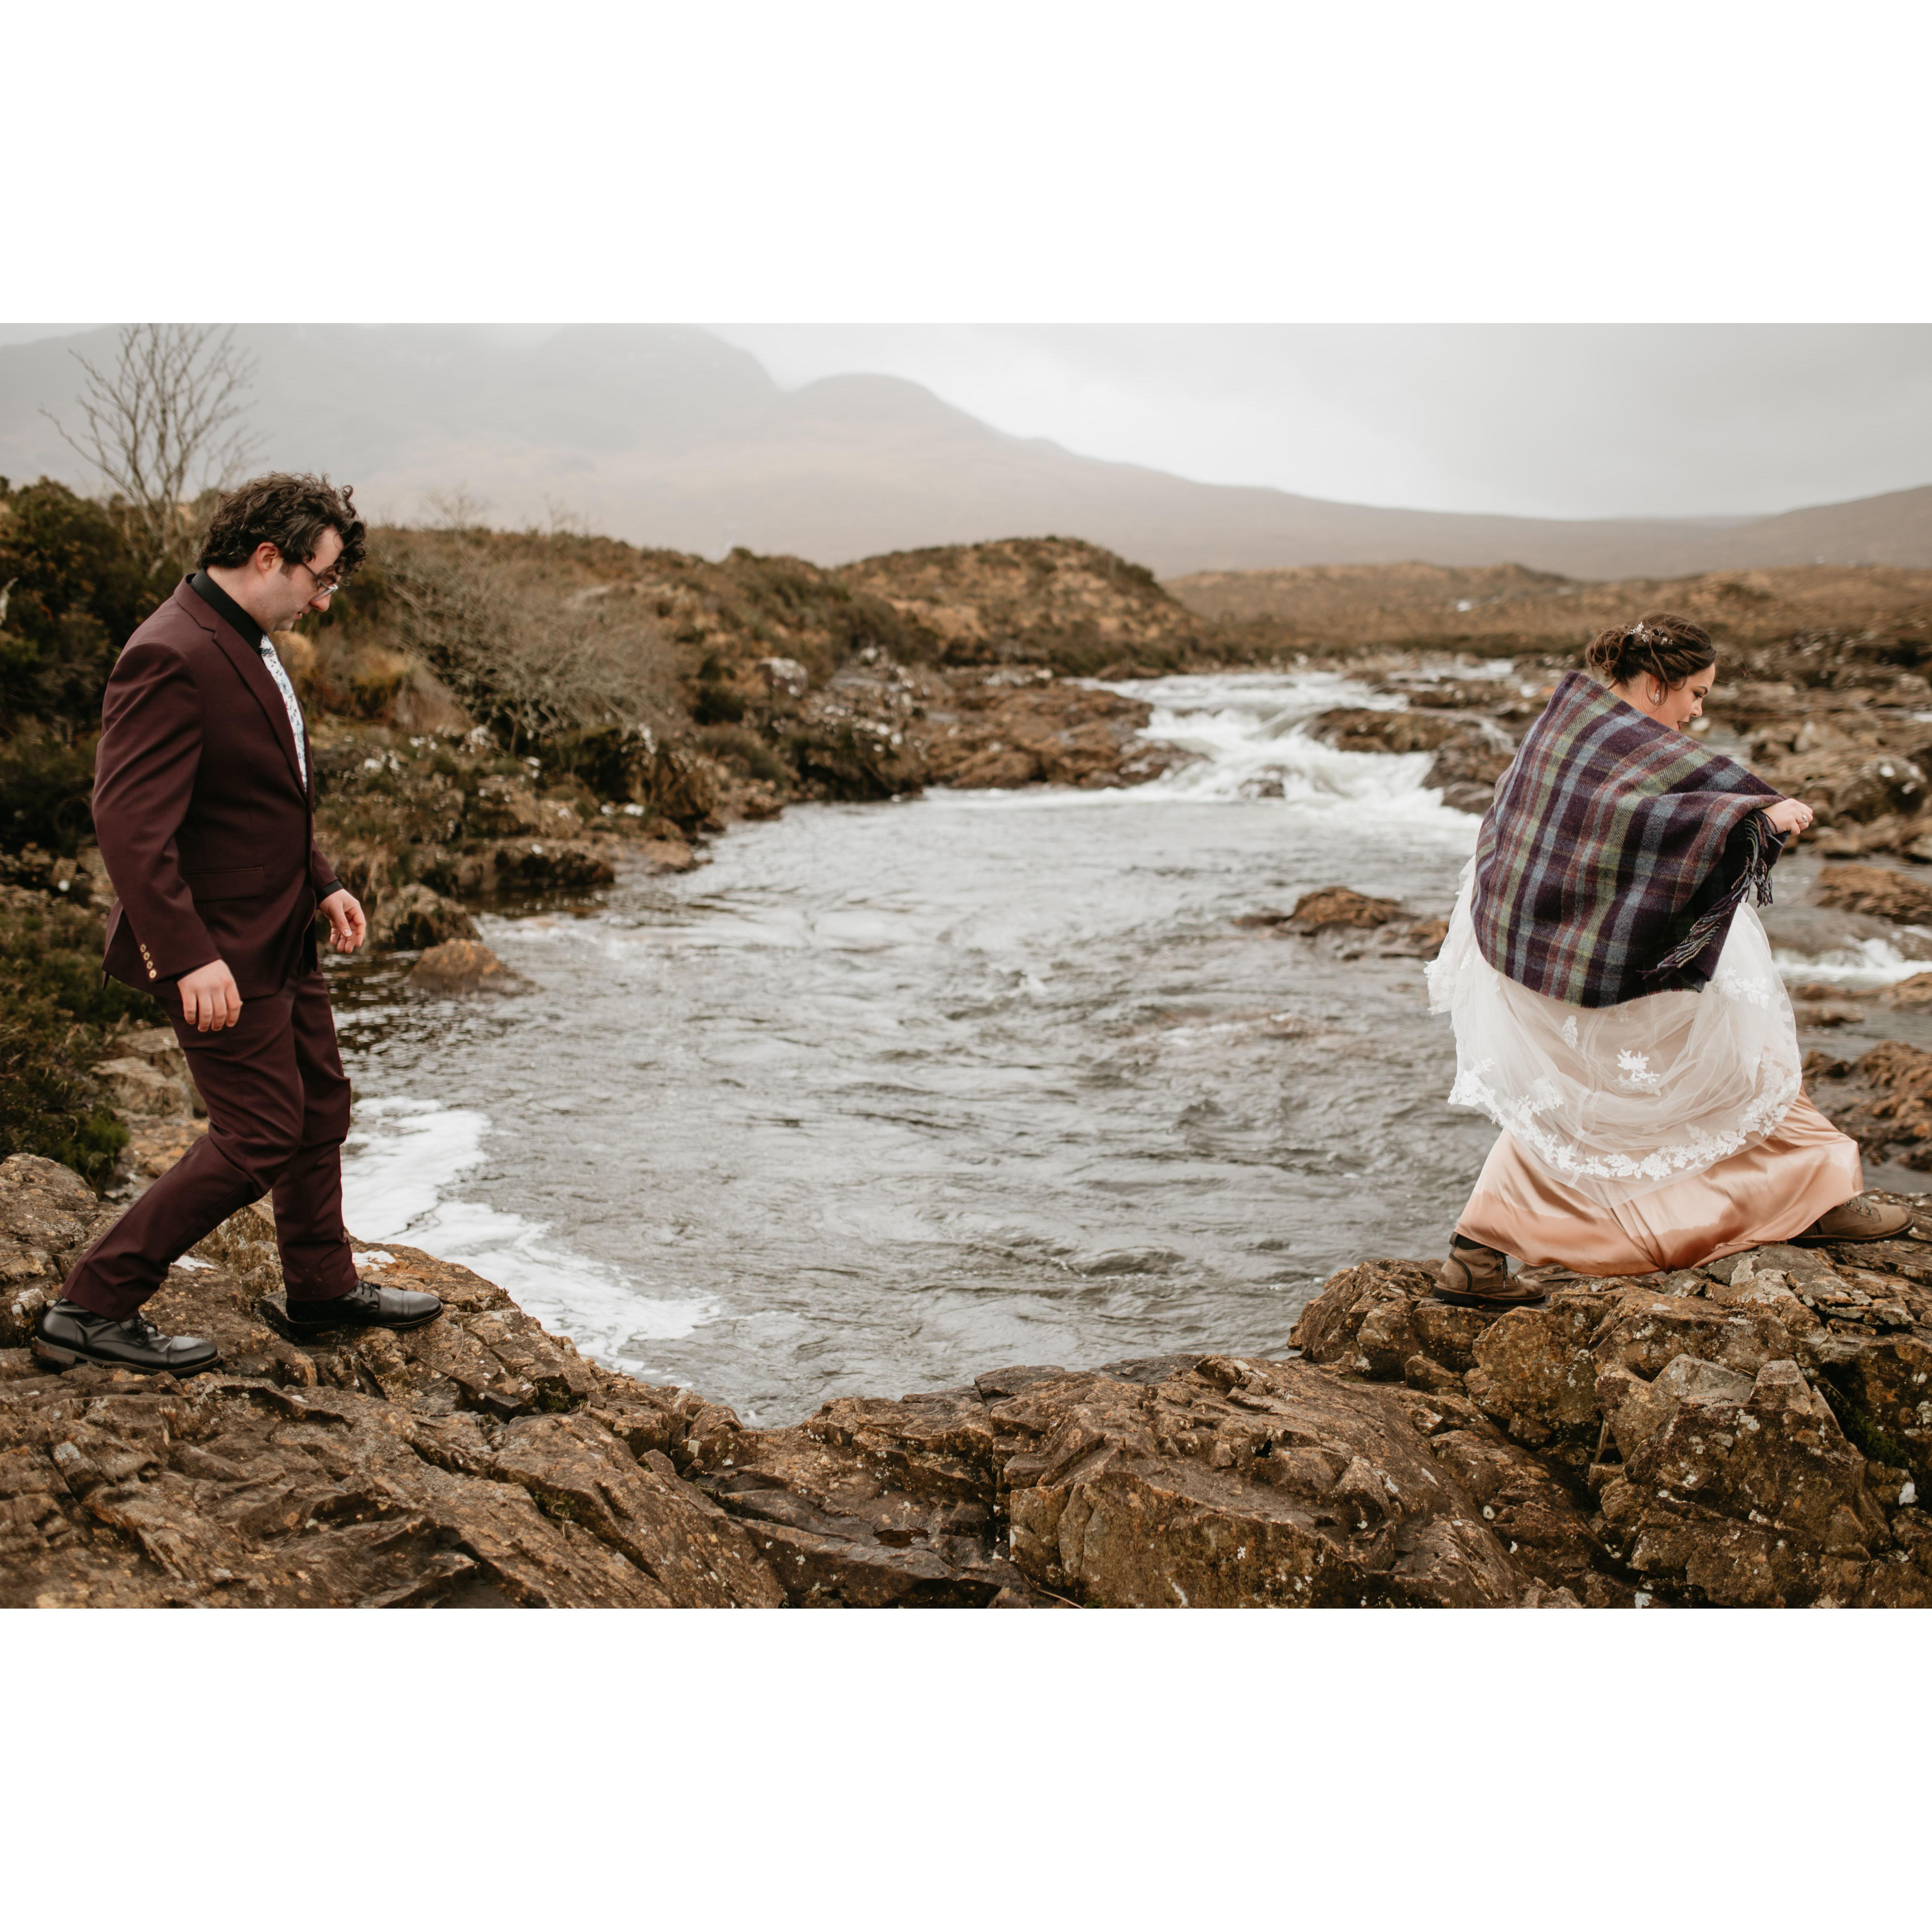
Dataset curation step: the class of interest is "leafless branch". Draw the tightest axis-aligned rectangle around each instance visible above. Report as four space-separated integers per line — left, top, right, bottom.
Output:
379 530 654 751
542 497 592 541
425 486 491 534
42 324 262 576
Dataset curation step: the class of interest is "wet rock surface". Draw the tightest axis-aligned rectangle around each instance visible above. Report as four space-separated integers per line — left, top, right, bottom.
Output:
0 1156 780 1607
1309 706 1514 815
914 678 1191 791
1808 1042 1932 1170
1289 1216 1932 1607
767 654 1196 798
1238 887 1449 961
405 940 532 997
13 1152 1930 1607
364 883 480 951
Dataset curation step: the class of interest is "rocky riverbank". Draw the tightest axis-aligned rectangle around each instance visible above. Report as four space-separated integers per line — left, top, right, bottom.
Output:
281 536 1221 966
16 540 1932 1604
6 1144 1931 1608
1166 559 1932 665
1299 627 1932 851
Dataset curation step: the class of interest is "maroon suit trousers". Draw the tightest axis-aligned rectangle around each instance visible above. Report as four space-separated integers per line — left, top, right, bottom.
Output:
63 970 358 1319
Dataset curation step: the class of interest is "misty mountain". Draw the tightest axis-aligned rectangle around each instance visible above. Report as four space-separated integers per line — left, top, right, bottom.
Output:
1 324 1926 580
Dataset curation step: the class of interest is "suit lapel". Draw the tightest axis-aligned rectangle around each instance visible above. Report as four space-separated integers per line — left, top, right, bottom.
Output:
174 581 309 799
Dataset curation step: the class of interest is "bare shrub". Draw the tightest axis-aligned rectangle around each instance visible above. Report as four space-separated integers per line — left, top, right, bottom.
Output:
377 529 673 750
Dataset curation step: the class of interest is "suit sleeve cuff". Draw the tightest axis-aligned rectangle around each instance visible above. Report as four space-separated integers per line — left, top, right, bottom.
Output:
154 942 222 983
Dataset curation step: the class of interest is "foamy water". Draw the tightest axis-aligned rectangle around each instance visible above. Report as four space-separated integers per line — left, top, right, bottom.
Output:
344 1096 717 1372
1767 936 1932 989
1112 670 1445 812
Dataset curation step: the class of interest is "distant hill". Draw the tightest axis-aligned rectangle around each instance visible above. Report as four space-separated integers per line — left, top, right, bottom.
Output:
2 324 1927 579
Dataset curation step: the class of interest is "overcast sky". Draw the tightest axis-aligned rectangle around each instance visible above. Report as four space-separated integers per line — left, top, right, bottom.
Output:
8 322 1927 521
706 325 1932 521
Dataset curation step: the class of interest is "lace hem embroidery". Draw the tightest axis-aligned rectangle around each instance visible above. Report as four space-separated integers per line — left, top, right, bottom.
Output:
1446 1053 1799 1183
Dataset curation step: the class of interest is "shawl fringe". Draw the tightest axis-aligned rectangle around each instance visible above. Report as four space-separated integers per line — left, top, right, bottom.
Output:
1650 808 1778 978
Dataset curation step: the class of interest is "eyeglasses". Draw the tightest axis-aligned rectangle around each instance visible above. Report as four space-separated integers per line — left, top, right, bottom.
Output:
293 558 345 597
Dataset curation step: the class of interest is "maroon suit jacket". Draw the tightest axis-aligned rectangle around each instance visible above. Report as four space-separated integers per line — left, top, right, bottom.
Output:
95 578 341 998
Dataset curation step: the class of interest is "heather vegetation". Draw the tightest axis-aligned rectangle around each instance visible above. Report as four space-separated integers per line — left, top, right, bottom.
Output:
1168 559 1932 668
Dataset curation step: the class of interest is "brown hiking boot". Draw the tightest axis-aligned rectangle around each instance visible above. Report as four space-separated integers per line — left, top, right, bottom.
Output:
1432 1236 1546 1308
1791 1194 1918 1245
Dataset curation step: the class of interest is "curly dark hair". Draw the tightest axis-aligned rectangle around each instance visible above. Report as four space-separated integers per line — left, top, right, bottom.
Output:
1583 610 1715 690
196 472 366 582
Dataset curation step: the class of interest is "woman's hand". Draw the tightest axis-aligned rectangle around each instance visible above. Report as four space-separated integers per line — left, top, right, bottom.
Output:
1764 797 1815 836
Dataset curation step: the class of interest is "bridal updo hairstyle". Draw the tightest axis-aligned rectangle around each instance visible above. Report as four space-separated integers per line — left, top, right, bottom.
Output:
1584 612 1715 691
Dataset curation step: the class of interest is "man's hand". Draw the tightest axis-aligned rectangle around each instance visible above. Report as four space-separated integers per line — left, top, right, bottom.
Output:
178 959 243 1032
320 888 366 954
1765 797 1815 836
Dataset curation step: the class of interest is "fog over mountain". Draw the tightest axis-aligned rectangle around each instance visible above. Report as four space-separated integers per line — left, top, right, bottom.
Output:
1 324 1927 579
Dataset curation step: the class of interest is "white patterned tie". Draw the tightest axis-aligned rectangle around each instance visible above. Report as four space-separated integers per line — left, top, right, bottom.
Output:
257 636 308 790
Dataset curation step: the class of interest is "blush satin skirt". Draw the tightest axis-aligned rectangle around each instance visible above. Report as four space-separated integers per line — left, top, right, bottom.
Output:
1454 1093 1862 1276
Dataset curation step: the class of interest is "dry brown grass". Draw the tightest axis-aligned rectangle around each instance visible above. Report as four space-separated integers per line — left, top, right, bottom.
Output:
1165 561 1932 656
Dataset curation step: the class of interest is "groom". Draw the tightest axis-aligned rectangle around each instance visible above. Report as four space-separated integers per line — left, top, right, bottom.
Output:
34 473 442 1374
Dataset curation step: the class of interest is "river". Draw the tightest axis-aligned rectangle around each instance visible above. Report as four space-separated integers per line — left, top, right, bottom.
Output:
327 668 1932 1424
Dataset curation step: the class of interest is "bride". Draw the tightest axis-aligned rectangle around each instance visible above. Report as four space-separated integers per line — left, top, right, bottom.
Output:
1427 611 1908 1307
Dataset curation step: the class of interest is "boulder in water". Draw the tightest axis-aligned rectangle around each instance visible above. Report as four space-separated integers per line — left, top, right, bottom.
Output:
634 836 700 874
1810 1041 1932 1167
1238 887 1448 961
1284 886 1406 931
1308 708 1513 815
1311 708 1464 755
366 883 480 951
407 940 530 996
919 679 1193 792
1813 861 1932 927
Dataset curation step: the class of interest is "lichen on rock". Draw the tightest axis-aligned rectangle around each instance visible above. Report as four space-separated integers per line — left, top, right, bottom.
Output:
1288 1209 1932 1607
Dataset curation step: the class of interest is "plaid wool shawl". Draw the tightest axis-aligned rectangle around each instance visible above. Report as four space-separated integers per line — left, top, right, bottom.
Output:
1470 670 1784 1008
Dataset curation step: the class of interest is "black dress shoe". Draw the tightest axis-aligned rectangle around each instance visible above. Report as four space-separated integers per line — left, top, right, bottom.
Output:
283 1278 443 1333
32 1299 221 1376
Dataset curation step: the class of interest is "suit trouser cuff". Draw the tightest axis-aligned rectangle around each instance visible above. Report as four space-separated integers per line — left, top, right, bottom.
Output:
61 1134 261 1320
